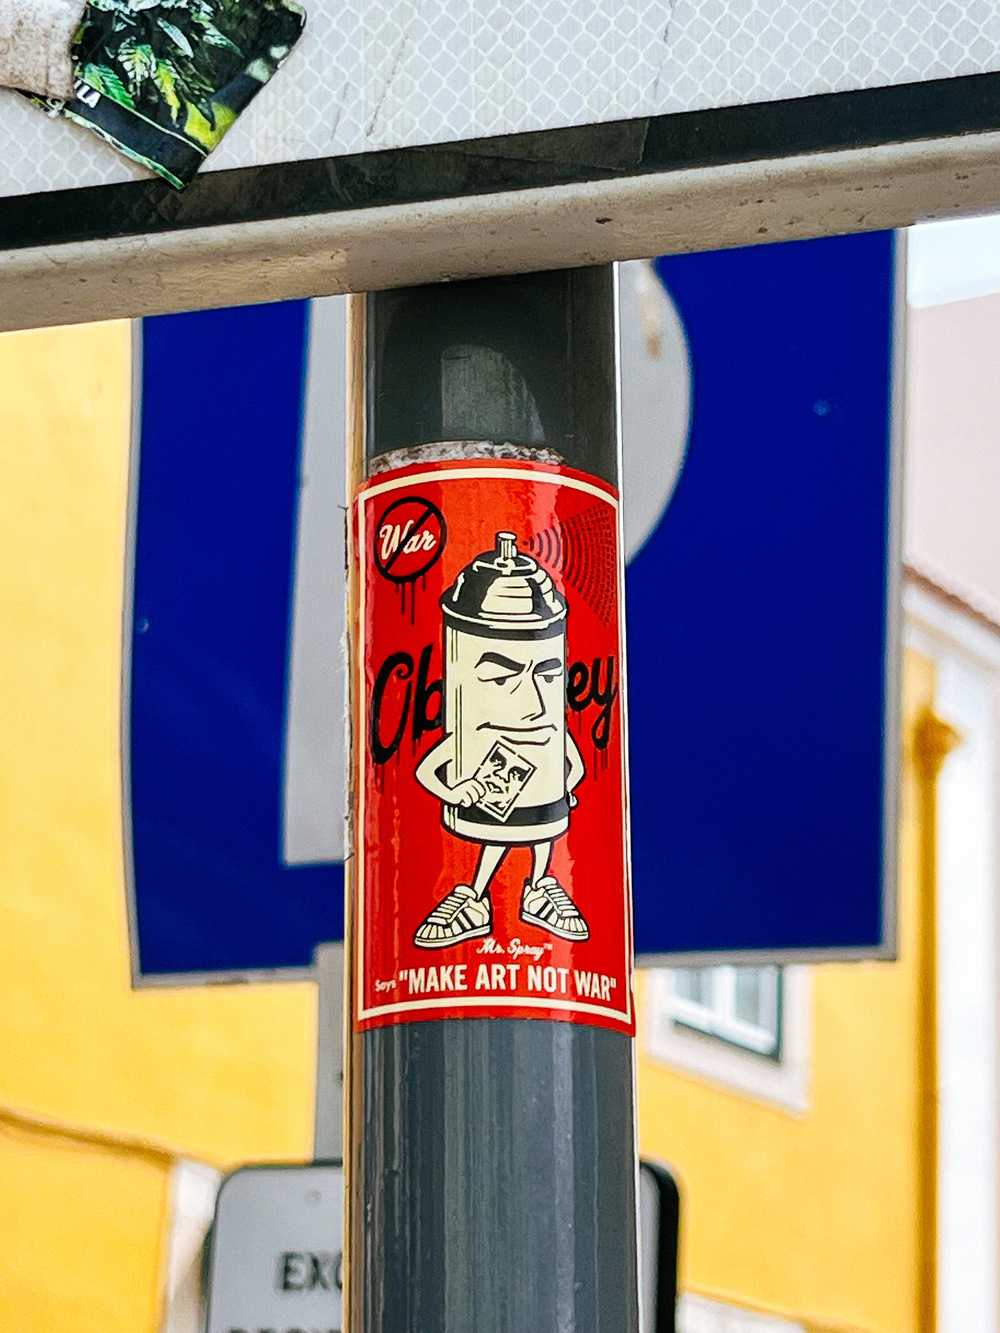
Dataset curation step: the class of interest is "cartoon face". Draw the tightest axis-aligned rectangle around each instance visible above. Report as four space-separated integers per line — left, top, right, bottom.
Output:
445 627 568 802
466 639 564 747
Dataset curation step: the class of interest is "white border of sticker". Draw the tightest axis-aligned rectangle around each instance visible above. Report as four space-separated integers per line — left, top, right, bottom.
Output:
355 463 634 1030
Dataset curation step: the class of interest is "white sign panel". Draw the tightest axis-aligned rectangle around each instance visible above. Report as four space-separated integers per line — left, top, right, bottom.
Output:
0 0 997 198
205 1166 343 1333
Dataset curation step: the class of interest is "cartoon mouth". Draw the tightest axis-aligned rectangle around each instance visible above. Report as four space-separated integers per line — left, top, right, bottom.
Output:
477 723 556 744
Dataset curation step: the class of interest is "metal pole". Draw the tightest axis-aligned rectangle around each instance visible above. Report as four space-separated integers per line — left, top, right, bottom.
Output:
345 267 638 1333
313 941 344 1162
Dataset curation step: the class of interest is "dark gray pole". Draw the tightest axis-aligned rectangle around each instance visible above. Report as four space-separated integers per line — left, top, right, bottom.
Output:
346 267 638 1333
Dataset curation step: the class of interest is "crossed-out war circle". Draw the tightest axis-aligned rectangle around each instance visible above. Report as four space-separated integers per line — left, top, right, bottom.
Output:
374 496 447 583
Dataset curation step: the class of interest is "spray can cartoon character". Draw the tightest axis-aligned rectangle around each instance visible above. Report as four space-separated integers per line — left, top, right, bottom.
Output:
413 532 587 948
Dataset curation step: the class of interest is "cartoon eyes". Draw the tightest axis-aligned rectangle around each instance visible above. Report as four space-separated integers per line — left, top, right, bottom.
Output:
473 653 562 687
475 666 563 687
533 658 563 686
478 670 519 686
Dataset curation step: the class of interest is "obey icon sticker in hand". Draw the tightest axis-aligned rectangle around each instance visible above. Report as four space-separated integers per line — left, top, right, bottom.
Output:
374 496 446 583
353 460 634 1037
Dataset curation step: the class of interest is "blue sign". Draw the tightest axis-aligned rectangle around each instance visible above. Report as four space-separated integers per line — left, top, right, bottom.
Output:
631 233 896 958
126 230 896 978
128 301 342 977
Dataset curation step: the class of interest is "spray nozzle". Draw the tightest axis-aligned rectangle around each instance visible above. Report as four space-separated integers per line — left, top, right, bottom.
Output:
495 531 518 569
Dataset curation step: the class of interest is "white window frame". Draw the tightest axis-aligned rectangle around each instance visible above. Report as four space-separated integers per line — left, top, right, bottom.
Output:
645 966 811 1115
670 966 782 1057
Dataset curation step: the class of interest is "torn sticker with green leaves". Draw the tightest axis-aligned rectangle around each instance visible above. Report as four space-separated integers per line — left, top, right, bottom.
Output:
29 0 306 188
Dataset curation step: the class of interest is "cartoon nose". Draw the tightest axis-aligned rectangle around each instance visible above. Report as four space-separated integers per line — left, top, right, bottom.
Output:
523 674 547 721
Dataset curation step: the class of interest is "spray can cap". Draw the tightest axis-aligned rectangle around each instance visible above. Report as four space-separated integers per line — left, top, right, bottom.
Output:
442 531 566 640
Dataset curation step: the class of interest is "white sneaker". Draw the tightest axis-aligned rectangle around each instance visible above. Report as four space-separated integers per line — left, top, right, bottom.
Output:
520 877 589 941
413 884 492 949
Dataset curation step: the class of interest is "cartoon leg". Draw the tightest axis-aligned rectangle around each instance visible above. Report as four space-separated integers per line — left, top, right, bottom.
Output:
472 843 508 899
521 840 590 942
413 842 500 950
530 842 553 883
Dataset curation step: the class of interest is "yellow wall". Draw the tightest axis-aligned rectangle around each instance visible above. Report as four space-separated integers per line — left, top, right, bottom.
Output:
0 316 936 1333
0 1117 170 1333
637 651 935 1333
0 321 317 1332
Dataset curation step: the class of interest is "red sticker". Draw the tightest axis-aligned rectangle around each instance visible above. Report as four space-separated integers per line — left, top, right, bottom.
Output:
353 460 634 1034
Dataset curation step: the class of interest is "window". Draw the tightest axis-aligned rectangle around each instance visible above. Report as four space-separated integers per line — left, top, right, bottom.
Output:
645 966 811 1113
670 966 782 1058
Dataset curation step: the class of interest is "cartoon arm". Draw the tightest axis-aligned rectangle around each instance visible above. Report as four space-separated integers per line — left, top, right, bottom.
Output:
566 731 586 805
415 736 488 808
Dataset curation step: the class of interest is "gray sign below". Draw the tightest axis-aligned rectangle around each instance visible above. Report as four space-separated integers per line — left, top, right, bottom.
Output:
205 1164 343 1333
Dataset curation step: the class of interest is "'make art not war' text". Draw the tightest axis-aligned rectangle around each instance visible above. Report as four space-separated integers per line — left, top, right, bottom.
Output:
398 964 617 1003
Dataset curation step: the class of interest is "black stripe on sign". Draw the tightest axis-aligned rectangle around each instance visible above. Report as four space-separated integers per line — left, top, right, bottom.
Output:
2 68 1000 253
